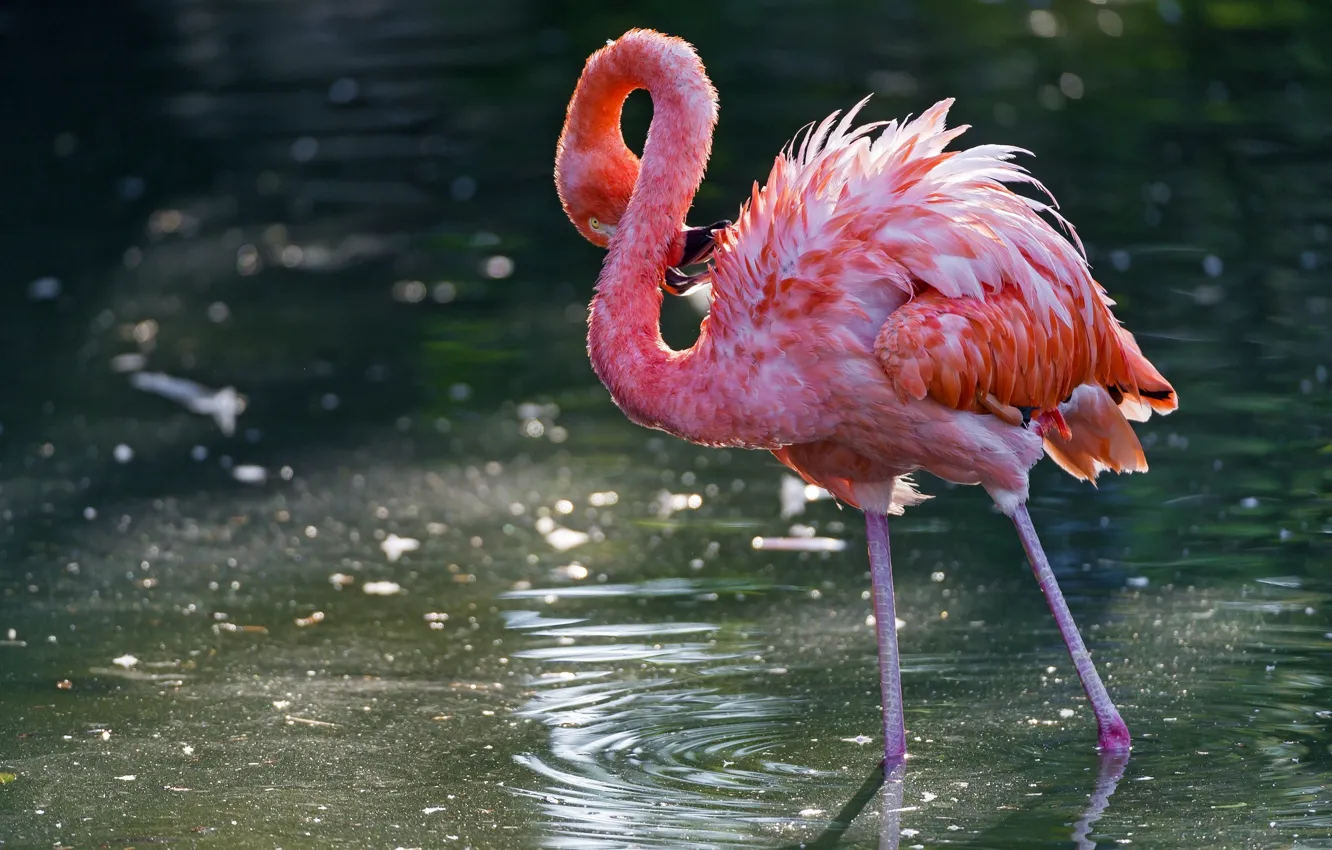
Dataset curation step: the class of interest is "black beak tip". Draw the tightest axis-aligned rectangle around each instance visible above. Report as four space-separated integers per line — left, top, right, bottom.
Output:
680 219 732 267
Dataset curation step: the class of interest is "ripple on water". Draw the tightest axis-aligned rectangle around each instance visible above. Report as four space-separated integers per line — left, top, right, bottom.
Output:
507 589 844 849
501 577 784 601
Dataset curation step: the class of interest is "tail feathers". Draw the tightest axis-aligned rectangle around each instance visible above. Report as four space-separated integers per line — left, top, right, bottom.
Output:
1112 326 1177 422
1044 384 1148 482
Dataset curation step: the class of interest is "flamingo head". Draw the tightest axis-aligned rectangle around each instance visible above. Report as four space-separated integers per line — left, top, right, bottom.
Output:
555 131 639 249
555 79 729 294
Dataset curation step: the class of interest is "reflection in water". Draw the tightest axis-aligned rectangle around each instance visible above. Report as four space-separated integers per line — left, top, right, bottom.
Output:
878 763 906 850
779 763 887 850
1071 753 1129 850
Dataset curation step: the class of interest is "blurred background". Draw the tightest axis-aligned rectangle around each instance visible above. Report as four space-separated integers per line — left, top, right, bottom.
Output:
0 1 1329 848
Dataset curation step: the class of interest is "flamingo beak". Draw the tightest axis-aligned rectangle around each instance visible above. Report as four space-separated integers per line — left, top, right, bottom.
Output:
662 219 730 296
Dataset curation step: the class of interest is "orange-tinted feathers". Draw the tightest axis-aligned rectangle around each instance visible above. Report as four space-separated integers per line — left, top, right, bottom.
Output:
875 283 1175 481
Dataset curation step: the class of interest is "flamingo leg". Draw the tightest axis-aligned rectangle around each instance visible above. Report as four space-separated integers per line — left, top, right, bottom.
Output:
865 511 907 763
1011 503 1132 752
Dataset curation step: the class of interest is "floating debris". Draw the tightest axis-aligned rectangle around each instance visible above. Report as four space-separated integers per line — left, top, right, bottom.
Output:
231 465 267 485
285 715 338 728
752 536 847 552
294 611 325 627
112 654 139 669
329 572 355 589
362 580 403 596
380 534 420 563
553 563 590 580
129 371 246 436
654 489 703 519
424 612 450 630
212 622 268 635
780 475 832 519
110 352 148 373
544 527 590 552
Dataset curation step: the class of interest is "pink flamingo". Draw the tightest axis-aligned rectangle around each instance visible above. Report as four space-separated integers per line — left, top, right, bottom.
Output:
553 30 1176 761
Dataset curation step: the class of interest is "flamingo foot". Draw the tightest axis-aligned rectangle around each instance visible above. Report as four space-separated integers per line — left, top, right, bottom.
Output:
1011 502 1131 753
865 511 907 764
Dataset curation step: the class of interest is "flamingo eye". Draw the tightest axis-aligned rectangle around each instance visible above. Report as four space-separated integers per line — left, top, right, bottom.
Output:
588 216 601 232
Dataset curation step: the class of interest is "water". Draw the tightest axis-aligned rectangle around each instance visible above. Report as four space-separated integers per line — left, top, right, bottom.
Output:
2 0 1331 847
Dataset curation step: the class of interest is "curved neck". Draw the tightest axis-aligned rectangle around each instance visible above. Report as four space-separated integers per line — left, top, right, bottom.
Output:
573 32 722 440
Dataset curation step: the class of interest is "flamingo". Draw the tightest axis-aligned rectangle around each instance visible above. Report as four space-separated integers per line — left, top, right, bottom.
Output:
553 30 1176 761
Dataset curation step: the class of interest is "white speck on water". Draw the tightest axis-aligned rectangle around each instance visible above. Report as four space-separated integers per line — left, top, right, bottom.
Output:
483 255 514 279
1059 708 1076 719
232 465 267 484
922 791 938 802
423 806 447 815
544 527 590 552
362 581 403 596
1239 497 1259 509
129 372 245 436
112 654 138 669
112 444 134 464
380 534 420 563
114 775 137 781
752 536 846 552
83 507 97 520
798 808 824 817
110 353 147 373
841 735 874 746
555 563 589 580
1127 576 1149 588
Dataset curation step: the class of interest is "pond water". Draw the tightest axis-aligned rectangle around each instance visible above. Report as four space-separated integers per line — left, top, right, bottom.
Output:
1 1 1330 848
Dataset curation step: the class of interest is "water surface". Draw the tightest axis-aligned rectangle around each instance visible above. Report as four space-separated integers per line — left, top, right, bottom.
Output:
1 1 1330 847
